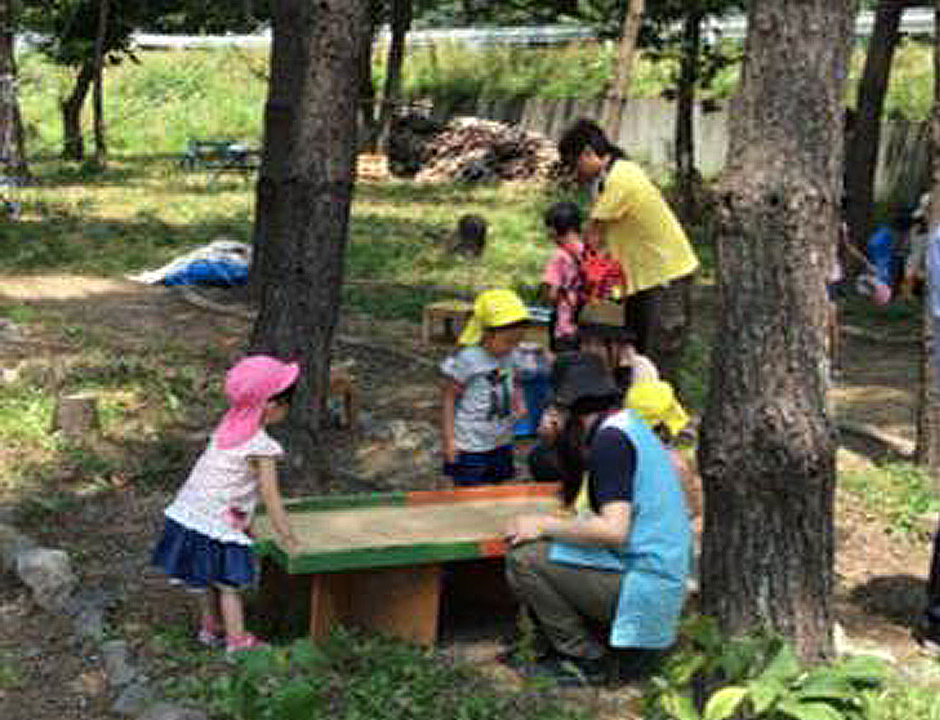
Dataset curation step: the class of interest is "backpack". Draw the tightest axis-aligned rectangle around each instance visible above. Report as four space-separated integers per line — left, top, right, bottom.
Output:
558 243 625 306
579 246 625 302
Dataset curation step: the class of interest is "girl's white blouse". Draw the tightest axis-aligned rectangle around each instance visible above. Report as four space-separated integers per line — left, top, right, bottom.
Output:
164 430 283 545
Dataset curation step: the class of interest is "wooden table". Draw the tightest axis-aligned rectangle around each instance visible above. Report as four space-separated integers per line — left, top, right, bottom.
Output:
253 483 558 645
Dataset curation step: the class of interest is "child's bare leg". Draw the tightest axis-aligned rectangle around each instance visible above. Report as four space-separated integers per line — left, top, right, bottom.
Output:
198 586 222 627
218 585 247 639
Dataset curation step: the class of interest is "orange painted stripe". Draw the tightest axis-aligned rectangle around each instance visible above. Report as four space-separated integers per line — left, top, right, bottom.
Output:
477 538 509 557
407 482 560 506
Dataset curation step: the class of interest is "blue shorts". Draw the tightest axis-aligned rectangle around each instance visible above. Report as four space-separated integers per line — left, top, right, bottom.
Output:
444 445 515 487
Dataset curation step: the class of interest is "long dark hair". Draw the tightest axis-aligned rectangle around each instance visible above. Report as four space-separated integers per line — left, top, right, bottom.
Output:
558 119 628 170
555 418 587 508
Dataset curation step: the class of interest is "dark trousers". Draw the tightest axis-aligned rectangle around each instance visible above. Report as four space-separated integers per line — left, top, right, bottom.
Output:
622 285 663 358
925 521 940 627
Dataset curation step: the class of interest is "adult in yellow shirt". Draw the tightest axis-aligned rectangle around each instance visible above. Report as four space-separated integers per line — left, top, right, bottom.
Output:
558 119 698 368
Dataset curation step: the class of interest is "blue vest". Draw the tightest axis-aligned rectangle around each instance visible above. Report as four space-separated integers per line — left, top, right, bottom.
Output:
549 409 692 648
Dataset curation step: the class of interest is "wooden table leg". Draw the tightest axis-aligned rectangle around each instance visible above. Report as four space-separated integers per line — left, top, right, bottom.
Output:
309 563 443 645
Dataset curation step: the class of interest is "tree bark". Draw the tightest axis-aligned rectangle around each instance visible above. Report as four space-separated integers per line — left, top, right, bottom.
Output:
844 1 904 255
375 0 411 151
249 0 370 491
601 0 644 138
697 0 854 662
357 1 379 152
92 0 109 168
675 4 703 224
60 60 95 162
915 0 940 473
0 0 27 178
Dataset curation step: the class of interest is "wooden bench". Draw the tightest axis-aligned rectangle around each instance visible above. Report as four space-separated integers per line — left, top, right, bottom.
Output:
254 483 559 645
357 153 389 181
421 299 473 344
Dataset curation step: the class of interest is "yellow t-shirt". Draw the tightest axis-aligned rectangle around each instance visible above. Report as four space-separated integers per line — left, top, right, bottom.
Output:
590 159 699 294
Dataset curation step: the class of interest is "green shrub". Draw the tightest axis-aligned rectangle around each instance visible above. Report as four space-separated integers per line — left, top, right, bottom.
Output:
643 615 893 720
170 629 588 720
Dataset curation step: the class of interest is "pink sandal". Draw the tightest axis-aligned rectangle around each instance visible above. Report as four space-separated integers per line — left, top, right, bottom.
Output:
226 632 267 656
197 616 225 649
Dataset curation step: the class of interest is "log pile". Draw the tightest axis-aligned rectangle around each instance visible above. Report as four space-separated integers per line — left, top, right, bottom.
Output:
415 117 560 183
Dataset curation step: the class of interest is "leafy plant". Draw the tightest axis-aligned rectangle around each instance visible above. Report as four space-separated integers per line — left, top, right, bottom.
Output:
166 629 588 720
643 616 892 720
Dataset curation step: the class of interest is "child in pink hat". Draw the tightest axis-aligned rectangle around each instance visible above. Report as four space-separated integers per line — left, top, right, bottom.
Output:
152 355 300 655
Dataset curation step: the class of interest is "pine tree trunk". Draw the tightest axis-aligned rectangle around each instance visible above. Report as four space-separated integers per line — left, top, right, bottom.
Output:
92 0 109 168
601 0 644 138
915 0 940 473
0 0 26 178
675 6 703 224
60 61 94 162
845 1 903 254
697 0 854 663
249 0 370 491
376 0 411 151
358 0 380 152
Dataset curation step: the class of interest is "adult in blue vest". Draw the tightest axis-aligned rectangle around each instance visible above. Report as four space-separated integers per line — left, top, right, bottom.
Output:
505 352 691 686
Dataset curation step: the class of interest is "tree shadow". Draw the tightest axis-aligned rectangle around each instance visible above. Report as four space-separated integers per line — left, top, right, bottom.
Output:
847 574 925 628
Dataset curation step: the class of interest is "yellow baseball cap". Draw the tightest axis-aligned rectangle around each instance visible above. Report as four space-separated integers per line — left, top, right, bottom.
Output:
626 380 689 437
458 289 529 346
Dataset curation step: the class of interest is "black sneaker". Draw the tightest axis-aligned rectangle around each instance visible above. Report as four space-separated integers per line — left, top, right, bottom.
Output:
522 653 608 687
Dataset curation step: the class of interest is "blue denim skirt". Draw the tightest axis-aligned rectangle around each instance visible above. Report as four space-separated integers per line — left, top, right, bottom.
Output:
152 517 255 589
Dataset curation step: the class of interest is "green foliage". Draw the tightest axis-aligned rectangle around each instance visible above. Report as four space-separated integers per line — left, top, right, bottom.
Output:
165 630 588 720
840 462 938 537
643 616 893 720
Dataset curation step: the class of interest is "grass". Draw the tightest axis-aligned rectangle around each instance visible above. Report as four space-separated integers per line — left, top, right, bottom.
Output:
11 37 935 163
841 461 938 538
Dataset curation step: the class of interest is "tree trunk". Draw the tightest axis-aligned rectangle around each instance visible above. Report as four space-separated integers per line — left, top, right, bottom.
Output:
915 0 940 473
697 0 854 663
376 0 411 151
358 0 380 152
92 0 109 168
249 0 370 491
0 0 27 178
601 0 644 138
60 60 95 162
844 1 904 255
675 5 703 224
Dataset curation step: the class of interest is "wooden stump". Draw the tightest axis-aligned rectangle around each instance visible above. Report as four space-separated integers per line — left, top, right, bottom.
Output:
51 393 100 441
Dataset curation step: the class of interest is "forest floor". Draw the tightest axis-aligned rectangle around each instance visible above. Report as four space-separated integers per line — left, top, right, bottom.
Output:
0 274 937 719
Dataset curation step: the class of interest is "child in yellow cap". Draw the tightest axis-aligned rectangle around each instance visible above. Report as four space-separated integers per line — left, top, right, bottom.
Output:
441 289 529 486
626 380 701 525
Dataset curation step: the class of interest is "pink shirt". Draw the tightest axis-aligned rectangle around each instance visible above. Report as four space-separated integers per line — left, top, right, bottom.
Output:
542 241 584 338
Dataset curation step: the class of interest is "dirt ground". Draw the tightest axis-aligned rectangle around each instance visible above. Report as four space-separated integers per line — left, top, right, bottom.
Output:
0 274 936 720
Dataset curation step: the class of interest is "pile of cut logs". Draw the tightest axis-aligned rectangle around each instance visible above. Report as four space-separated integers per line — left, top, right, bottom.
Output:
415 117 560 183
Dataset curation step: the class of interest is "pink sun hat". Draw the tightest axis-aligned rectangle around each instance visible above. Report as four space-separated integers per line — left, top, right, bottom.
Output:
213 355 300 449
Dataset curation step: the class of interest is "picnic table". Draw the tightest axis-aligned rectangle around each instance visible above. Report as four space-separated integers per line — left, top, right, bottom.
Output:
179 139 259 184
254 483 559 645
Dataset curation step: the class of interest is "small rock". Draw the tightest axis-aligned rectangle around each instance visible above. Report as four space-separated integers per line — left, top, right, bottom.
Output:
112 682 155 717
833 622 897 664
0 318 24 343
102 639 137 687
16 546 76 612
0 523 37 574
138 702 208 720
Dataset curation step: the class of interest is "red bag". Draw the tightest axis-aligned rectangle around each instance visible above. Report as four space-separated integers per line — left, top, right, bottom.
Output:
580 246 625 301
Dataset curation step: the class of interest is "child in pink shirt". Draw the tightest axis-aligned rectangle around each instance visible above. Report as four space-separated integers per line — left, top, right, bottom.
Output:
542 201 585 352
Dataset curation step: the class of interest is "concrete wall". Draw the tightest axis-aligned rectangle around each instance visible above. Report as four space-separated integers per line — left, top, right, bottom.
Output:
454 95 929 205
